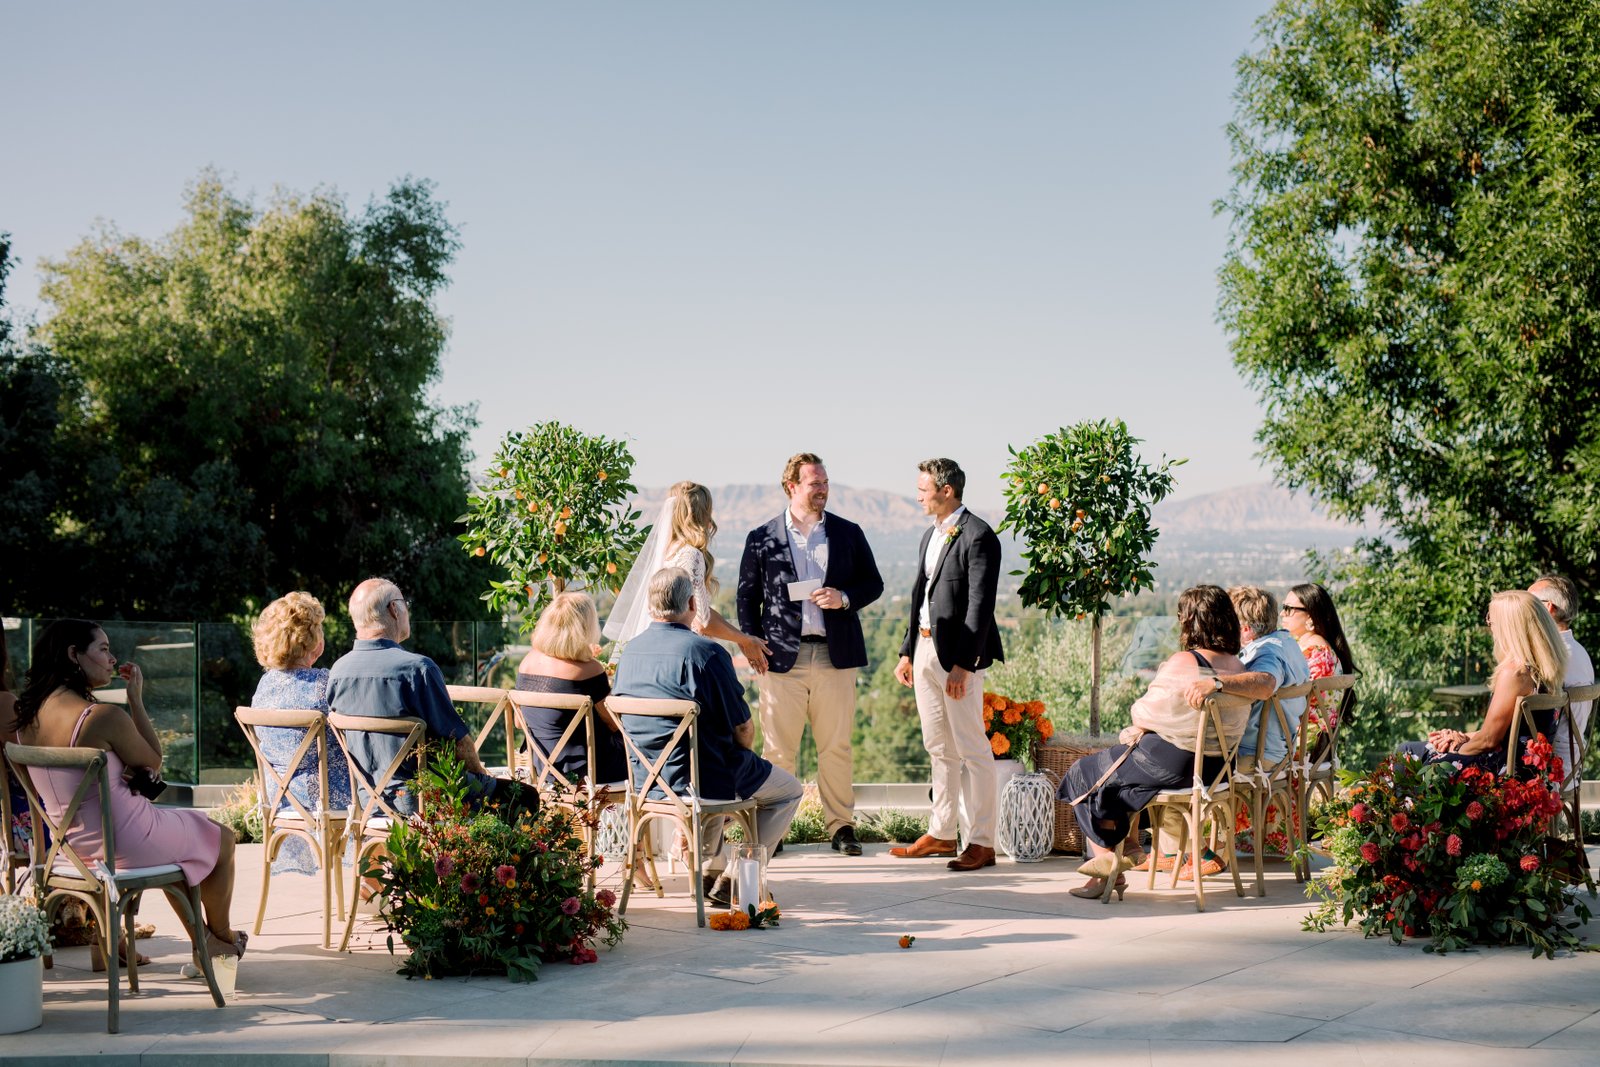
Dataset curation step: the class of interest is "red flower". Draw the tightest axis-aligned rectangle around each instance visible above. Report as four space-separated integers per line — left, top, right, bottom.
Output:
1520 854 1540 873
478 893 490 906
561 896 581 916
1360 842 1381 863
1466 801 1485 821
460 871 481 893
1349 802 1368 824
1390 813 1410 832
596 888 617 908
495 864 516 885
1446 834 1462 856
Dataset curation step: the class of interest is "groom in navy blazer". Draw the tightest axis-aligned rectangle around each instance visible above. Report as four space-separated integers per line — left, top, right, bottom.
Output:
737 453 883 855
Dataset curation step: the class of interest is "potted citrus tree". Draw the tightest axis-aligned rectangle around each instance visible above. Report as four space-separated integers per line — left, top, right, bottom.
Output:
1000 418 1181 736
459 421 647 630
0 893 49 1033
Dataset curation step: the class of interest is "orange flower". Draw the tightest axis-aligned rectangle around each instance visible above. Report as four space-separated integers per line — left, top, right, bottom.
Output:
991 733 1011 756
709 913 733 930
1038 719 1055 740
1027 701 1046 717
898 934 915 949
992 696 1009 712
1002 708 1022 725
982 692 997 708
759 900 780 918
728 910 752 931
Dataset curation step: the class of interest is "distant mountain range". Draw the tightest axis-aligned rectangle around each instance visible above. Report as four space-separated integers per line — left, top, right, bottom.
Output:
631 481 1379 589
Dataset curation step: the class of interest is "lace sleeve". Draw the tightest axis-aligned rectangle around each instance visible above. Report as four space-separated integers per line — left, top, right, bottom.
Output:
664 544 713 630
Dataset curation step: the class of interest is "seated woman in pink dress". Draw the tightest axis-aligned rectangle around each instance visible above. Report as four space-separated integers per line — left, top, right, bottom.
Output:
15 619 245 963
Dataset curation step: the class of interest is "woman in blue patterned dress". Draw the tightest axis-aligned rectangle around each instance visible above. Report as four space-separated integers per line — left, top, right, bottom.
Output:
249 592 352 875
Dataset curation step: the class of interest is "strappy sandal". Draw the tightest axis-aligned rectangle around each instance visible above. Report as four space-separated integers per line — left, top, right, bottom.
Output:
1069 875 1127 900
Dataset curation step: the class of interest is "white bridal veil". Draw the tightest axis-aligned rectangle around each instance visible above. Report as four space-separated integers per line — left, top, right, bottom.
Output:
601 495 676 647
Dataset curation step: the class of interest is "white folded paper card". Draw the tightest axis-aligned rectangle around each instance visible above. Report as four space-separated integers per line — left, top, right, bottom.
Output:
786 578 822 601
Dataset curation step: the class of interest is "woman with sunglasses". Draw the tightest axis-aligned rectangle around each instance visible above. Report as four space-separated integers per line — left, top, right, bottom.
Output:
1281 583 1358 757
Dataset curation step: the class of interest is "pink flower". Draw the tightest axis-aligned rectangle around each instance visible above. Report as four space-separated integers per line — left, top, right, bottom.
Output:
460 872 480 893
561 896 581 916
595 888 617 908
1466 801 1485 821
1360 842 1381 864
1446 834 1462 856
1349 803 1368 824
1521 854 1541 873
1390 813 1409 832
495 864 516 885
434 855 455 879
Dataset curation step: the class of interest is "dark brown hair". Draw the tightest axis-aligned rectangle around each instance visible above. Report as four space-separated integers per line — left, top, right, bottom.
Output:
1178 585 1241 655
15 619 102 733
917 458 966 500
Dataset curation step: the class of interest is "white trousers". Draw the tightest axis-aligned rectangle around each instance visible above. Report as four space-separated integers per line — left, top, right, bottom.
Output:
913 635 996 848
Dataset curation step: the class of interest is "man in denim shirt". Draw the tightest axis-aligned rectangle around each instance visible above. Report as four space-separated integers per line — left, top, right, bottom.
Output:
615 567 803 901
326 578 529 816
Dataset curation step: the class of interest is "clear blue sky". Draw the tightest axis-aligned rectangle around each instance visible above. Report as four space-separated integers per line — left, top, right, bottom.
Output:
2 1 1274 513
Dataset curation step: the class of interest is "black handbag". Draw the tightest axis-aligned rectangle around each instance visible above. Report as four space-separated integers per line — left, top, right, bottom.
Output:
126 766 166 801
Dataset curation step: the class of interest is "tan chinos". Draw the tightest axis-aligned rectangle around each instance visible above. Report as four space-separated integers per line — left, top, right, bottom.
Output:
758 641 857 836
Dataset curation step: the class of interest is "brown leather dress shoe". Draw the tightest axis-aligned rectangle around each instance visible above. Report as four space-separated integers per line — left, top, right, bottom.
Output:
946 844 997 871
888 834 958 858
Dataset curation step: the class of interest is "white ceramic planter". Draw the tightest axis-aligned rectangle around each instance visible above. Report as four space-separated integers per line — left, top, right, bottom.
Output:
0 954 44 1034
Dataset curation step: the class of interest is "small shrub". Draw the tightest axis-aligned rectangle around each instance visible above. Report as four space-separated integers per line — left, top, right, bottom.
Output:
860 809 928 844
783 794 829 844
212 782 263 844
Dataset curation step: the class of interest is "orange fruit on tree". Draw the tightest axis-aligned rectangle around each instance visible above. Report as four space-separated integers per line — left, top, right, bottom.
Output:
473 546 486 557
560 507 573 520
606 562 618 574
527 500 539 513
1038 482 1049 494
1049 498 1061 509
554 521 568 536
538 552 548 564
597 470 608 481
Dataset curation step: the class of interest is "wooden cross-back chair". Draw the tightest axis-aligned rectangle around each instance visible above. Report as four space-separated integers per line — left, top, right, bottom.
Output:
325 714 427 953
447 685 522 780
233 707 348 949
0 746 32 894
1233 681 1313 896
1556 682 1600 887
1502 691 1570 777
608 696 757 929
1292 672 1359 880
4 742 226 1033
504 689 628 892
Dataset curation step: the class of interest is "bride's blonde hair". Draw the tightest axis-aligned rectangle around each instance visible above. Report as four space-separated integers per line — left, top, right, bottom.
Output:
1487 589 1567 691
667 480 718 594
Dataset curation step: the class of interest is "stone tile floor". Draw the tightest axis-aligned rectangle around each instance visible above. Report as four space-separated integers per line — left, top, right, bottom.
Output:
8 841 1600 1066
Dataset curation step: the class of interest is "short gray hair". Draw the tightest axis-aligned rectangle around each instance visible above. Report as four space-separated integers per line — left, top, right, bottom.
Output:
349 577 402 630
649 567 694 618
1531 573 1578 627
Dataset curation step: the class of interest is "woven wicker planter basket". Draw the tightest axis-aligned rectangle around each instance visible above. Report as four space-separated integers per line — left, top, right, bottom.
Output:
1032 737 1115 855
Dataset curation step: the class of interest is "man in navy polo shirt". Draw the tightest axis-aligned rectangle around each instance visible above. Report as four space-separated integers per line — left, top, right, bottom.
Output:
326 577 530 816
614 567 802 902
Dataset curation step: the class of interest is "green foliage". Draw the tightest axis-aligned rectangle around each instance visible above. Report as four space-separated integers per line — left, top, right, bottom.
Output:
782 793 829 844
1303 742 1588 957
211 782 264 845
26 172 490 621
459 422 646 628
859 808 929 844
1219 0 1600 657
1000 420 1181 733
373 746 625 980
986 615 1150 738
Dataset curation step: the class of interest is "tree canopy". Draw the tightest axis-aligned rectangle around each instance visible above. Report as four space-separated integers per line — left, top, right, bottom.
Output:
1219 0 1600 632
10 173 492 621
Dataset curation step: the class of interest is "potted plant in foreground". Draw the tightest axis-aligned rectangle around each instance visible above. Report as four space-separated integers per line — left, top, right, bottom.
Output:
0 893 50 1033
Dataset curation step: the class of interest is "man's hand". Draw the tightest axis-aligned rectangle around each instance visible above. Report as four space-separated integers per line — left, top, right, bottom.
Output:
456 735 488 776
945 666 972 700
810 586 846 610
894 655 914 688
1184 678 1218 709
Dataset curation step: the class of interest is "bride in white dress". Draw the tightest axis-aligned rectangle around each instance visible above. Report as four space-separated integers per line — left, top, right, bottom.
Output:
605 481 770 672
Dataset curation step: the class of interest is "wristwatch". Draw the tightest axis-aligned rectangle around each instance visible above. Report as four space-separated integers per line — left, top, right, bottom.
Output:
1211 676 1224 693
840 592 851 610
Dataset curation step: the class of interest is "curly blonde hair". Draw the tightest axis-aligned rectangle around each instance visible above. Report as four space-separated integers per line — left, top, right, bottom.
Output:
252 592 327 670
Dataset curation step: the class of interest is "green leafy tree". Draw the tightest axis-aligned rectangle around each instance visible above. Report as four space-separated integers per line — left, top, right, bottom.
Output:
33 172 488 620
0 234 96 615
1218 0 1600 654
460 422 646 628
1000 419 1182 734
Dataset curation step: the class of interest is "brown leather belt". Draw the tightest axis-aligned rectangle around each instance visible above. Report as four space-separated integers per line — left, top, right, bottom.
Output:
919 628 932 638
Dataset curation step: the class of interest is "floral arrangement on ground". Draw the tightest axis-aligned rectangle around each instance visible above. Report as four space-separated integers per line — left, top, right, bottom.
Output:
372 749 625 981
708 900 781 931
1304 736 1592 957
982 690 1054 765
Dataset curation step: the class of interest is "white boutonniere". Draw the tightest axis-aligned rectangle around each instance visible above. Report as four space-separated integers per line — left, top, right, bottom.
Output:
943 524 963 546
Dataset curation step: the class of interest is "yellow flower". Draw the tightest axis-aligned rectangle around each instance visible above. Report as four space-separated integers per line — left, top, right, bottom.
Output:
485 906 496 916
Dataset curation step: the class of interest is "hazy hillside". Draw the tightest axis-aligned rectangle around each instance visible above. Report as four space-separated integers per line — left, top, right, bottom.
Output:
630 481 1377 593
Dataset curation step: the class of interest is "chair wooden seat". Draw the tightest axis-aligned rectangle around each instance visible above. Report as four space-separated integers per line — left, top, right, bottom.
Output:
1233 681 1313 895
325 713 427 953
5 742 226 1033
234 706 349 949
608 696 758 928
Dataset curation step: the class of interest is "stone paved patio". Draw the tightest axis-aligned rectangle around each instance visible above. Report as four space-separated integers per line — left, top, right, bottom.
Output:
7 841 1600 1065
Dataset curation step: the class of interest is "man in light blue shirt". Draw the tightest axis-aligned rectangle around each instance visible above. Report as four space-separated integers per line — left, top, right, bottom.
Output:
1229 586 1310 766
